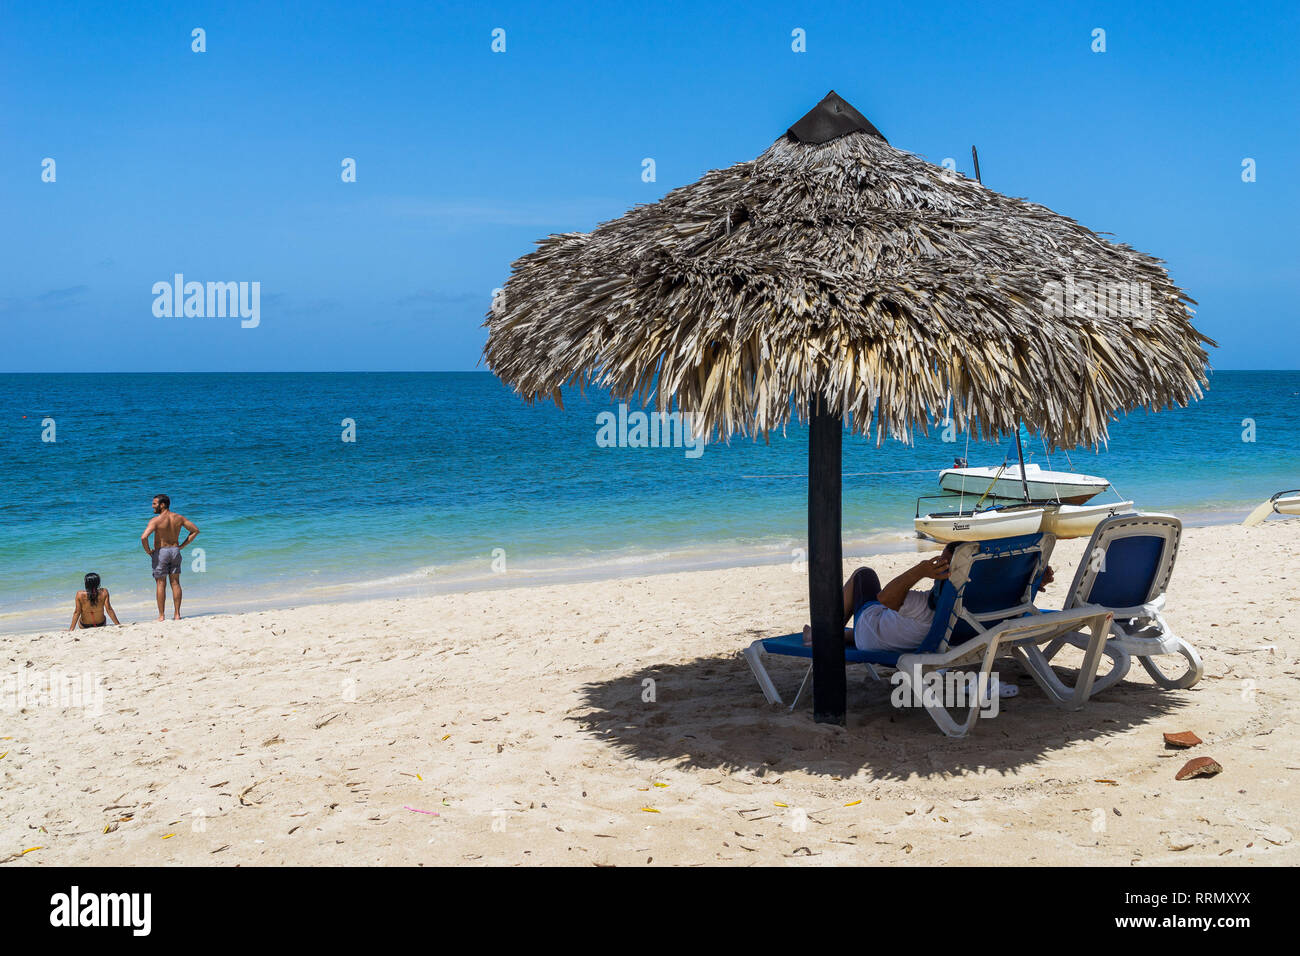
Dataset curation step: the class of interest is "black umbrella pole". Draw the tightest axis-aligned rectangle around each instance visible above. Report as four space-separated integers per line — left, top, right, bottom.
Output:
808 397 846 724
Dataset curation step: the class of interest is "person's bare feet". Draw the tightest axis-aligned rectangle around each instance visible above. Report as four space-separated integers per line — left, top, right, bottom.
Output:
156 615 165 622
173 613 182 620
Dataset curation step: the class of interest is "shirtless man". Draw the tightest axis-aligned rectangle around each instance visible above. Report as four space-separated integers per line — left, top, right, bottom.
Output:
141 494 200 621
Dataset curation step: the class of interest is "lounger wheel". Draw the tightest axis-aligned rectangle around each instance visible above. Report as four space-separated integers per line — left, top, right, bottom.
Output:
1136 642 1203 690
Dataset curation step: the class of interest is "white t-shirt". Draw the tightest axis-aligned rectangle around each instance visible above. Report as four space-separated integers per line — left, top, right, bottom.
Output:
854 589 935 653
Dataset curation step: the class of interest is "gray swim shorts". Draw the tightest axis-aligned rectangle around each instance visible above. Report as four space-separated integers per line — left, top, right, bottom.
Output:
151 545 182 579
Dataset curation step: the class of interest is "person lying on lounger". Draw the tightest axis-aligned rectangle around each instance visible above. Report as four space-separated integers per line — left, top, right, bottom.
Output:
802 545 1056 696
69 572 121 629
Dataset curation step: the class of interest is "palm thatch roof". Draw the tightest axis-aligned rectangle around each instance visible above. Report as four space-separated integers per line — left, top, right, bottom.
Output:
484 91 1213 449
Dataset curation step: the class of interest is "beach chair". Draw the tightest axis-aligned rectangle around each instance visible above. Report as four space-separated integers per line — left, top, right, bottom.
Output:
743 533 1115 737
1041 513 1202 692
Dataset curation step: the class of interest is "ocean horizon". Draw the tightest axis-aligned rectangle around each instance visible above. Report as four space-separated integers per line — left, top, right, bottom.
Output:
2 369 1297 632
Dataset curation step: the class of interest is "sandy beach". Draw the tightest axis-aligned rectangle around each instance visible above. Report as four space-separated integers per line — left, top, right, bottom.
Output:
2 521 1296 867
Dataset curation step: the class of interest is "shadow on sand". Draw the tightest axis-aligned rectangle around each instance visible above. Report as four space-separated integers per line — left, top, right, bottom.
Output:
573 639 1187 780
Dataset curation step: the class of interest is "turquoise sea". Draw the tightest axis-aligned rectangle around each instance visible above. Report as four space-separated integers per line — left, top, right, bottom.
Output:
1 371 1297 631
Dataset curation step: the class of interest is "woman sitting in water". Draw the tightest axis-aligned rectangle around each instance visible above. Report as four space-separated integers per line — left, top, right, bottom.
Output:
69 573 120 629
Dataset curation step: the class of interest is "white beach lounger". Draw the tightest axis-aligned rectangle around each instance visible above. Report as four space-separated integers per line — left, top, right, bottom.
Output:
1041 513 1202 692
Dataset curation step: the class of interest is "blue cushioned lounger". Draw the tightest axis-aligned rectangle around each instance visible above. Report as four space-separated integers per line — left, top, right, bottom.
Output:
744 533 1116 737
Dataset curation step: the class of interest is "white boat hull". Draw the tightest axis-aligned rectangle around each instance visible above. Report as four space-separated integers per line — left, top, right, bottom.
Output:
915 507 1045 543
939 463 1109 504
1039 501 1135 539
1276 495 1300 516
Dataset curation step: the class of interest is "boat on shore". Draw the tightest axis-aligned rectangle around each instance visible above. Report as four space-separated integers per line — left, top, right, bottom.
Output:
939 462 1110 504
914 504 1045 543
914 499 1135 542
1243 489 1300 526
917 423 1129 541
1039 500 1135 538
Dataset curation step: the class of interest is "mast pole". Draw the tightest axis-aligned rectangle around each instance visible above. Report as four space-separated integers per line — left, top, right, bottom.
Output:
973 144 1033 505
1014 426 1032 502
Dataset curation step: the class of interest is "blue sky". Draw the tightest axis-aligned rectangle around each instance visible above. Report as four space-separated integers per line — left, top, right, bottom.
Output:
2 0 1296 371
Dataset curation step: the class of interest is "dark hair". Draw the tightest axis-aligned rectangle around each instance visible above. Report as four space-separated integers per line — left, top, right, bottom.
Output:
155 494 170 509
84 572 101 606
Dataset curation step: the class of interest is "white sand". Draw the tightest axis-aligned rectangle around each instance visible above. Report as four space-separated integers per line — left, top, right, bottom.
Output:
2 522 1297 866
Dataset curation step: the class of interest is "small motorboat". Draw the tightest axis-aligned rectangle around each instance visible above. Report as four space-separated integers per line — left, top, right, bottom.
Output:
914 504 1045 543
919 422 1129 542
1039 501 1135 539
1243 489 1300 526
940 462 1110 504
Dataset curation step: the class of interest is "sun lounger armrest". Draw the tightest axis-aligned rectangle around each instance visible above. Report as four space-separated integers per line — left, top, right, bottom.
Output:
985 605 1113 645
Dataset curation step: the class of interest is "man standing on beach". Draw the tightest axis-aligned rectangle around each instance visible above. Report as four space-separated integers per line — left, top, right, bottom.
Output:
141 494 200 621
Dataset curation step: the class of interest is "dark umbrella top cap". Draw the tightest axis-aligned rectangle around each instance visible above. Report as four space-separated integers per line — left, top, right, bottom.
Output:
787 91 887 145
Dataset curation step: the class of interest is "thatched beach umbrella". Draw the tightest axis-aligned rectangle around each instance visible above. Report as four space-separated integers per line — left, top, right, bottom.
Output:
483 91 1212 724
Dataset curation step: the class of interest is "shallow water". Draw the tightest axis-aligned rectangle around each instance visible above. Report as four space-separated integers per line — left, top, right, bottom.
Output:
1 370 1295 630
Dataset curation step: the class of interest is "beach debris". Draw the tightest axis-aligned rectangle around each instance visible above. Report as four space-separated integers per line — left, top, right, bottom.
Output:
1163 731 1203 749
653 782 668 788
1260 827 1292 846
211 845 229 854
404 807 439 816
261 735 283 747
640 807 660 814
103 823 117 834
844 800 861 807
162 833 175 840
0 752 7 759
238 781 264 806
1175 756 1223 781
21 846 42 855
314 714 339 730
1094 779 1118 785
